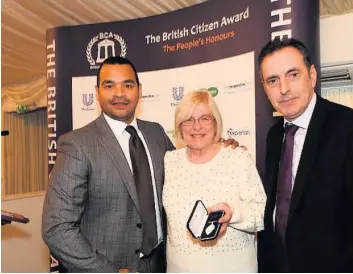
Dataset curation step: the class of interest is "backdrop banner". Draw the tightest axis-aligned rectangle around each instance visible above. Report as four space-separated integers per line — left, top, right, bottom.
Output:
46 0 320 271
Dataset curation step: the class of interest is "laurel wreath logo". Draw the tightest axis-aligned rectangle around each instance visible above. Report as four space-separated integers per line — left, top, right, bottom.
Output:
86 35 99 65
86 34 127 66
114 34 127 57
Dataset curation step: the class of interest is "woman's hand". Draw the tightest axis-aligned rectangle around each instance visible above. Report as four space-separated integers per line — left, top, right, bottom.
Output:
208 202 232 234
219 138 247 150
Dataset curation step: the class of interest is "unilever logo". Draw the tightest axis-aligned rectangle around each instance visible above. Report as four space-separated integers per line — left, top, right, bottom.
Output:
81 93 95 111
207 87 218 97
171 87 184 107
172 87 184 101
82 93 94 106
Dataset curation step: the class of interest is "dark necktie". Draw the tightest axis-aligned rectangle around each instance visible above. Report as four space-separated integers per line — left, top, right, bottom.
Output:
275 123 299 239
125 125 157 255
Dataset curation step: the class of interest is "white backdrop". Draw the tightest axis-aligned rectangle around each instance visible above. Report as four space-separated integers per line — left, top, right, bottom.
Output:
72 52 256 159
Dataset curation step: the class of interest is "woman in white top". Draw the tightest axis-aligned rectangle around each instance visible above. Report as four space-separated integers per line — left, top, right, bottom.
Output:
163 89 266 272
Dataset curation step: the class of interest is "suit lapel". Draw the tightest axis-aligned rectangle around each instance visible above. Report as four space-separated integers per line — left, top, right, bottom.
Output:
289 97 328 220
137 120 164 210
265 121 284 228
94 114 140 213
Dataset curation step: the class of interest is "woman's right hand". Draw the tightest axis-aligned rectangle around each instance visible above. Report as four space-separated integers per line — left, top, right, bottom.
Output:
208 202 232 234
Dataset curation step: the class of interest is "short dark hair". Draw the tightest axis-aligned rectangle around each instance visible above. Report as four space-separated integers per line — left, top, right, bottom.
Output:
258 37 312 77
96 56 140 87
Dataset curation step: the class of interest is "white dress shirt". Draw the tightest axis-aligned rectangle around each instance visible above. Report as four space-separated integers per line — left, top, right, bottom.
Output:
103 114 163 246
284 93 317 189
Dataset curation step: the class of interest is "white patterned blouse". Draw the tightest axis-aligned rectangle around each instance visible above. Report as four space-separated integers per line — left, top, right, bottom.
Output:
163 146 266 273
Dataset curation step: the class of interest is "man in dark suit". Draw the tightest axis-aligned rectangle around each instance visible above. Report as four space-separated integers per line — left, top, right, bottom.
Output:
42 57 174 272
257 37 353 272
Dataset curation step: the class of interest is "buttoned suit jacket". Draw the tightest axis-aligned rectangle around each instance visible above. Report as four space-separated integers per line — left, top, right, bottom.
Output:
42 114 174 272
258 96 353 272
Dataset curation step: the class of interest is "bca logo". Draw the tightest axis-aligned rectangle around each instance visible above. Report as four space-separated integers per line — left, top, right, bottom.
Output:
86 32 127 69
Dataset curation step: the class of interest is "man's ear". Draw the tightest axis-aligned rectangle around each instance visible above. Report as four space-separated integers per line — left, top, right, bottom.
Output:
95 86 99 101
138 83 142 99
309 64 317 89
258 70 264 85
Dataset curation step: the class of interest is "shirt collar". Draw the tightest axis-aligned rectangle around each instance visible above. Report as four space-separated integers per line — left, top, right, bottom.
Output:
284 92 317 130
103 113 138 137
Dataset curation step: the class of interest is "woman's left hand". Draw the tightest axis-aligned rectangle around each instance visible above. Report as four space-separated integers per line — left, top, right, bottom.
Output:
208 202 232 234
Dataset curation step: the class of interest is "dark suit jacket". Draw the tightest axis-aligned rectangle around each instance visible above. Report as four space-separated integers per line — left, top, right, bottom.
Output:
42 115 174 272
258 96 353 272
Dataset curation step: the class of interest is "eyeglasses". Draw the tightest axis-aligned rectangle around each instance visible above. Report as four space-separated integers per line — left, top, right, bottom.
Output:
180 115 214 127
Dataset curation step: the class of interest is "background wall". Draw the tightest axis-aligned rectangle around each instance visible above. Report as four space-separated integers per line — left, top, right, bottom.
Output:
320 13 353 64
1 193 49 273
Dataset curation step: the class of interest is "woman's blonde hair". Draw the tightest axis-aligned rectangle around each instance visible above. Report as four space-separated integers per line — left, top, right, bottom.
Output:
174 89 223 147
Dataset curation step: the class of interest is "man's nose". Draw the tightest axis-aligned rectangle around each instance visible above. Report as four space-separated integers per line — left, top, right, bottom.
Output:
279 78 290 95
113 85 124 97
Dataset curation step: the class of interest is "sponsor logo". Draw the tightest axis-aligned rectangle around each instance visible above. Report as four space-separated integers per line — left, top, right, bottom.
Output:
167 129 176 140
81 93 95 111
171 86 184 106
172 87 184 101
83 93 94 106
224 81 252 93
86 32 127 69
207 87 218 97
140 94 161 102
227 128 251 138
226 82 246 89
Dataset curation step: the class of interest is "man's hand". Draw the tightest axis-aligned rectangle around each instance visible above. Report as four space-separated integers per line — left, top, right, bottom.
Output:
208 202 232 234
219 138 247 150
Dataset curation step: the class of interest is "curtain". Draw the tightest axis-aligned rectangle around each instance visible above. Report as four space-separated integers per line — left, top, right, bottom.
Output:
1 109 48 195
320 0 353 17
321 86 353 108
1 76 47 113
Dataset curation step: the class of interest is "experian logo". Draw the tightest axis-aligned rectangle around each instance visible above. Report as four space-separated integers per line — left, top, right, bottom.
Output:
227 128 251 137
